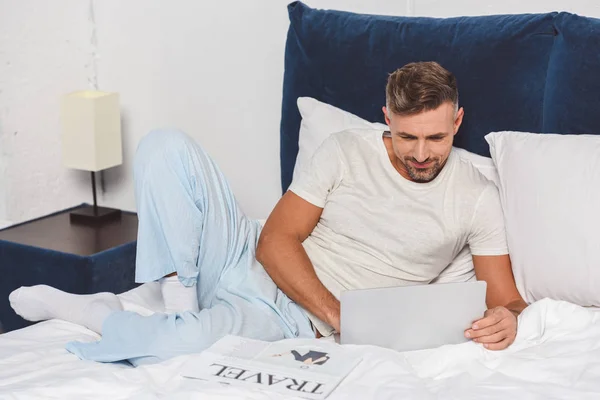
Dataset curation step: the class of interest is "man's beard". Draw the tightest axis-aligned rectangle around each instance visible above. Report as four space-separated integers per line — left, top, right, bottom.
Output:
403 157 444 183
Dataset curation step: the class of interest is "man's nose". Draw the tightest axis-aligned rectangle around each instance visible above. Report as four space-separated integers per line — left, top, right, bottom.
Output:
414 141 429 162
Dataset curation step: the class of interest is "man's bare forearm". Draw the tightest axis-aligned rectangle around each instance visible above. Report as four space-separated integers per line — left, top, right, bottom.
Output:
256 234 340 331
504 299 528 317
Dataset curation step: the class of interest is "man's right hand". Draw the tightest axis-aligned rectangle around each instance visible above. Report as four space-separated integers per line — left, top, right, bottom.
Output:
256 191 340 334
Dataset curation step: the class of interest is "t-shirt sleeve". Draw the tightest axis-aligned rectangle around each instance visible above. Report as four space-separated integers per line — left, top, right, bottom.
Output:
468 183 509 256
288 134 345 208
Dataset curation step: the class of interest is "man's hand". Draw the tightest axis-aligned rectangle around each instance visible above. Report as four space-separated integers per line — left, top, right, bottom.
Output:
471 254 527 350
464 306 518 350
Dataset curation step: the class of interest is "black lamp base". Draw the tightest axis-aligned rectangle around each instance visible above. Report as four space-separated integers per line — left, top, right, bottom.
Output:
69 206 122 225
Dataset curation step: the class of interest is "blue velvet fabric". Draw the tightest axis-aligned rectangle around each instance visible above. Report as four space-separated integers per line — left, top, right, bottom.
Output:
543 13 600 135
0 234 137 332
280 2 558 192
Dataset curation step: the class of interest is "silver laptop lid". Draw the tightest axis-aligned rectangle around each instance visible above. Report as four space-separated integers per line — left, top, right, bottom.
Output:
340 281 487 352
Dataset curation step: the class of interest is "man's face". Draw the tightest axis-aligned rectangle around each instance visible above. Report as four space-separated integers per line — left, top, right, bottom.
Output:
383 102 464 183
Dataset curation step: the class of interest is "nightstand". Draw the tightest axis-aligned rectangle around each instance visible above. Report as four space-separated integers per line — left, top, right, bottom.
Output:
0 204 139 332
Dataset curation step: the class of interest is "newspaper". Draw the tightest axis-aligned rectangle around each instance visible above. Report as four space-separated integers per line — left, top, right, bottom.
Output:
181 335 362 399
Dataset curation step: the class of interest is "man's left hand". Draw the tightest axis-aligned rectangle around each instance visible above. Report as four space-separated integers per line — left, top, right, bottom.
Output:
464 306 518 350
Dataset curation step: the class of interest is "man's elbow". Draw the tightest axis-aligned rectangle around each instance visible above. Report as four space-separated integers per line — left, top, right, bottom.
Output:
255 231 272 266
256 231 294 268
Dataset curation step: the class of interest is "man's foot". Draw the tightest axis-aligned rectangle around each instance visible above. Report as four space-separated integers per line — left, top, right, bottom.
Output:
9 285 123 333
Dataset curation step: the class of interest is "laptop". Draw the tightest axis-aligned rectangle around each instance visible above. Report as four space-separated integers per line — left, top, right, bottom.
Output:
340 281 487 351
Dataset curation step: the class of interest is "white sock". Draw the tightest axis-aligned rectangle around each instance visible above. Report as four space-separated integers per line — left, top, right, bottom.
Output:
9 285 123 334
118 282 165 316
159 276 199 313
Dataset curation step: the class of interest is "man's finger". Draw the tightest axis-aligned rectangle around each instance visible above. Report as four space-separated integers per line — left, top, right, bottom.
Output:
497 317 514 331
483 338 511 351
465 323 502 339
473 330 507 344
471 314 502 330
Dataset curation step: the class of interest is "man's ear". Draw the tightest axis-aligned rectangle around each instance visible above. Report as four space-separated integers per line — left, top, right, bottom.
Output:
454 107 465 135
382 106 391 125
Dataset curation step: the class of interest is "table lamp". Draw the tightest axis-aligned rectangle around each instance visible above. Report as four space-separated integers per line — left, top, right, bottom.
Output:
60 90 123 224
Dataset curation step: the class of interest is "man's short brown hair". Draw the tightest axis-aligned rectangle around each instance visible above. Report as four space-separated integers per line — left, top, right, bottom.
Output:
385 61 458 116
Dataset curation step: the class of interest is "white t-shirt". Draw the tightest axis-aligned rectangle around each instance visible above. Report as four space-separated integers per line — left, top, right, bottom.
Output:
288 129 508 335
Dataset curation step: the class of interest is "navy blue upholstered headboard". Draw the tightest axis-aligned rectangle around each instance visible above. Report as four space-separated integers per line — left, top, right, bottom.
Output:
279 2 600 192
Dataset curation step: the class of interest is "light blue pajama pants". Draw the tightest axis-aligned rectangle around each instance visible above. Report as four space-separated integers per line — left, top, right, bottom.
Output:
65 129 314 366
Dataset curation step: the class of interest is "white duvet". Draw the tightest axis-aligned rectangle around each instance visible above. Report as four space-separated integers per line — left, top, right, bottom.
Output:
1 298 600 399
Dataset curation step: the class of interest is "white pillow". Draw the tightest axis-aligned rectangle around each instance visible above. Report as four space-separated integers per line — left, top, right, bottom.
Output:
295 97 499 185
294 97 388 181
486 131 600 307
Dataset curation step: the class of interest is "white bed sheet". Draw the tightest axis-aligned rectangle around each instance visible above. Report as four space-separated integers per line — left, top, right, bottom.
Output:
2 298 600 399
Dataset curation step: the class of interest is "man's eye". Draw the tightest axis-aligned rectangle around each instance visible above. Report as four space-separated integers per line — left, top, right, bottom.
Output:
400 136 415 140
429 137 444 141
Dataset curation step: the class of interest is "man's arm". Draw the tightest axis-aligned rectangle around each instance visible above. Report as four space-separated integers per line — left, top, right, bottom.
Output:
465 254 527 350
474 254 527 314
256 191 341 332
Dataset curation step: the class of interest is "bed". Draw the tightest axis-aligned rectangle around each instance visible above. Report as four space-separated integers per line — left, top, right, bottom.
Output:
2 1 600 398
2 296 600 399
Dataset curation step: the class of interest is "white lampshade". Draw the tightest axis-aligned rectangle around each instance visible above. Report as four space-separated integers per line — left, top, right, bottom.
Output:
60 91 122 172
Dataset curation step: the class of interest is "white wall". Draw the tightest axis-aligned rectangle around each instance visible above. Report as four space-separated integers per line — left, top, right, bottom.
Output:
1 0 599 226
90 0 412 221
0 135 7 228
0 0 94 227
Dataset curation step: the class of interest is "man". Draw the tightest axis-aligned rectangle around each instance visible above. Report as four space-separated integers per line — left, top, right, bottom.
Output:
9 62 525 365
258 61 526 349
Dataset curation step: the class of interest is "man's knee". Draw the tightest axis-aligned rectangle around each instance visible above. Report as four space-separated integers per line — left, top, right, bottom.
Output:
134 129 195 171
